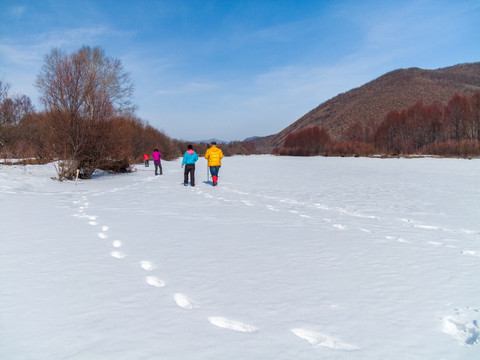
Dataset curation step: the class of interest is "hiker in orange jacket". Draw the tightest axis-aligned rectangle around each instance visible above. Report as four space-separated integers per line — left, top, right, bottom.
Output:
204 141 223 186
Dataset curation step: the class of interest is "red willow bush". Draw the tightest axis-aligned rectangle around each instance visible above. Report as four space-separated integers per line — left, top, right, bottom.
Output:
273 126 332 156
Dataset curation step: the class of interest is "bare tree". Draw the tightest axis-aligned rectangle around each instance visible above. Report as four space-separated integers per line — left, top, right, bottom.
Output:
35 46 136 179
1 79 35 152
445 93 470 141
0 79 10 147
471 92 480 141
1 95 35 126
0 79 9 103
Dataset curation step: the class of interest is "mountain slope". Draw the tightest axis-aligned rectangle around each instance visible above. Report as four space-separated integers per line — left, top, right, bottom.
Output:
252 63 480 152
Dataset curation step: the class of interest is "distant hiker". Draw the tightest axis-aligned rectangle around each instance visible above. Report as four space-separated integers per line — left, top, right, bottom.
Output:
152 148 162 175
204 141 223 186
182 144 199 186
143 153 149 167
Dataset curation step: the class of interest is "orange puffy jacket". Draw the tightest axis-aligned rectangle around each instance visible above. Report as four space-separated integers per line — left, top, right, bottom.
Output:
205 145 223 167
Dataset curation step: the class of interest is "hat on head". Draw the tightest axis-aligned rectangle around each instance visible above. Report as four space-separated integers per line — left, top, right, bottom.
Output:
187 144 193 150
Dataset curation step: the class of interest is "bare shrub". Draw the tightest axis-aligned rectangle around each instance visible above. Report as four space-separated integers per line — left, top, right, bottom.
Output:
279 126 333 156
424 140 480 158
35 46 135 179
328 141 376 157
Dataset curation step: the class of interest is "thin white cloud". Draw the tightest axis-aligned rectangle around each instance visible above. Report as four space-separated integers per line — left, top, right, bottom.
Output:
10 5 26 18
252 60 375 107
0 25 129 67
0 43 43 67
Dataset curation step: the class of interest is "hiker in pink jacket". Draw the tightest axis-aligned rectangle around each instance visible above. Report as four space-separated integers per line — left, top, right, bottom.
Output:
152 148 162 175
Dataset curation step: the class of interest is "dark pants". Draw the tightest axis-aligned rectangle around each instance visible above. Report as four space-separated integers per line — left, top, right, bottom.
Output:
209 166 220 177
154 162 162 175
184 164 195 186
144 160 149 167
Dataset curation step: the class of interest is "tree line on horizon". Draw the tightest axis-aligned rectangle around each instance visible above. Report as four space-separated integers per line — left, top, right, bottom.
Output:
3 45 478 181
273 91 480 158
0 46 255 180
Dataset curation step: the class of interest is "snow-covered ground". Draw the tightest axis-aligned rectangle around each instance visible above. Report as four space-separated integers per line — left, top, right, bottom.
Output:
1 155 479 359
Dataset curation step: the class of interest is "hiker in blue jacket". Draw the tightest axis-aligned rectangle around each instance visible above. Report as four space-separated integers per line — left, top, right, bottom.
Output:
181 145 199 186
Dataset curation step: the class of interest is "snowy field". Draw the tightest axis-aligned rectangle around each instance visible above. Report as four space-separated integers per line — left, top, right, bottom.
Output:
1 155 479 360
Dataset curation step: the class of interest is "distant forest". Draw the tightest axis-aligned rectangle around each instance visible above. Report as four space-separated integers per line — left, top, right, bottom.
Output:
273 91 480 158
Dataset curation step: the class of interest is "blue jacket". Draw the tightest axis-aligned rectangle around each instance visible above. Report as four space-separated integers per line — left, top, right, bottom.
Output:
182 149 199 165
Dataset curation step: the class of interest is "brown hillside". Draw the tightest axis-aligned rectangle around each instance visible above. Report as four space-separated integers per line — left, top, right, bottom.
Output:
252 62 480 152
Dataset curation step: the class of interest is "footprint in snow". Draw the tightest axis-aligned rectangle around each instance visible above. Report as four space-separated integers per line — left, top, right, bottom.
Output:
461 250 479 256
140 260 155 271
89 221 98 226
442 307 480 345
266 204 279 212
146 276 166 288
386 236 409 243
291 328 359 351
419 224 440 230
110 251 126 259
174 293 196 309
333 224 346 230
112 240 122 248
208 317 257 333
98 232 108 239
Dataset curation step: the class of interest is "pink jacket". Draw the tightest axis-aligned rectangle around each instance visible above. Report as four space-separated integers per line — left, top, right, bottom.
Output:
152 150 162 162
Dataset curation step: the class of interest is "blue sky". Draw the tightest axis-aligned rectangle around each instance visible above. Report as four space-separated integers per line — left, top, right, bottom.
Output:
1 0 479 141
